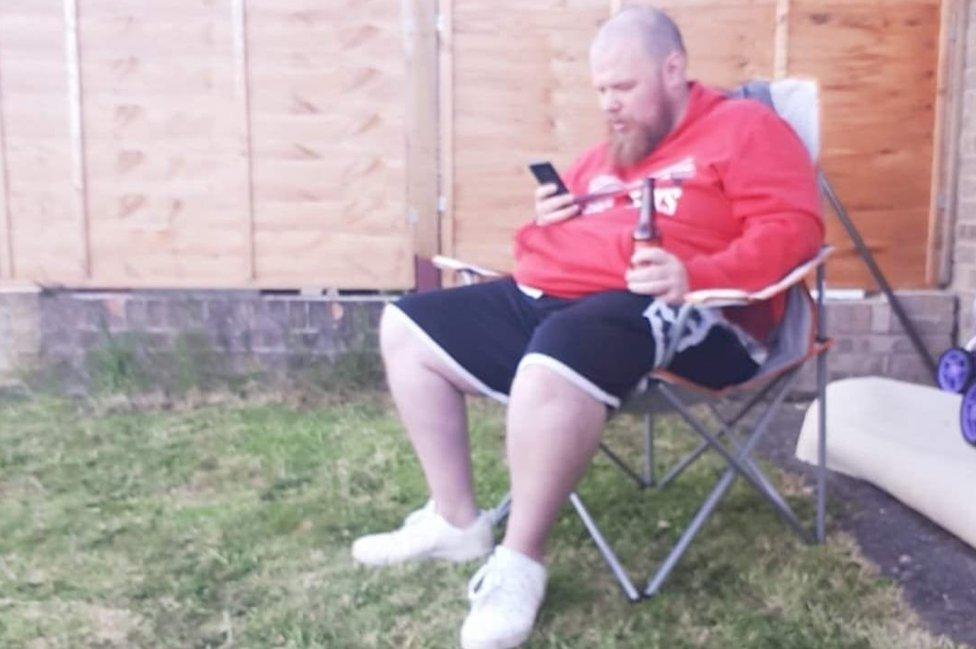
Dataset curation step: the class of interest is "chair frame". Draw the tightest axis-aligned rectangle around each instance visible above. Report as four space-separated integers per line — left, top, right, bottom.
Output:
435 250 831 602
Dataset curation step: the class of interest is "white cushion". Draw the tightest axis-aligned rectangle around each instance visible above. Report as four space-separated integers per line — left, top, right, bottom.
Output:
796 377 976 550
770 78 821 162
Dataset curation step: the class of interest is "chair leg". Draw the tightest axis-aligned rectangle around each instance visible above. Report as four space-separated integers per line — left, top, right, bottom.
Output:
599 442 651 489
658 378 814 543
492 489 644 602
658 444 706 489
816 263 828 544
739 456 814 545
642 413 655 488
569 492 642 602
817 358 827 543
644 465 738 598
644 403 813 597
571 379 821 600
489 493 512 527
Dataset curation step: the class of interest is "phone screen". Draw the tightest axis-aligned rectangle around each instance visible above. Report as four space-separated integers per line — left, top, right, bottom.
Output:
528 161 569 196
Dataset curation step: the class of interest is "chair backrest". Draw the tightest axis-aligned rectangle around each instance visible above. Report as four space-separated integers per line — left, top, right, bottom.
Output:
730 79 821 163
730 79 824 379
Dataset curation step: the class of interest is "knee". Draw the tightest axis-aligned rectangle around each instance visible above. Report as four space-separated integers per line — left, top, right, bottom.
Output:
379 304 416 363
508 364 607 436
510 363 575 408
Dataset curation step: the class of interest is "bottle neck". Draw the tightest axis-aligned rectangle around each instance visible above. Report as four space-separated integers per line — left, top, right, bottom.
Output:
633 176 658 243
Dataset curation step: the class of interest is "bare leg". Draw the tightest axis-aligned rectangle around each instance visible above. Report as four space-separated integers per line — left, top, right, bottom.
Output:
381 305 484 527
501 364 607 562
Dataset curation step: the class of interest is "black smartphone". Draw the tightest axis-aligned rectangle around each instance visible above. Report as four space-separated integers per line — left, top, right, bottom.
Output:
528 161 569 196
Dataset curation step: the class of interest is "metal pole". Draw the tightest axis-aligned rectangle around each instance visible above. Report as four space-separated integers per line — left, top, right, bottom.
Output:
644 467 737 598
657 378 781 489
599 442 649 488
489 493 512 527
642 413 655 487
819 172 936 377
644 373 811 597
658 377 811 540
569 493 642 602
816 264 828 543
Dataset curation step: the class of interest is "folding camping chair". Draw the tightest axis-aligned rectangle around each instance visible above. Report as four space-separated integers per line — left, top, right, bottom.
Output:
432 78 831 602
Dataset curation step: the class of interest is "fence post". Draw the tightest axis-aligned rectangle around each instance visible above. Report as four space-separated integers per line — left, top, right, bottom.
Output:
928 0 969 287
403 0 441 292
0 28 12 280
64 0 92 280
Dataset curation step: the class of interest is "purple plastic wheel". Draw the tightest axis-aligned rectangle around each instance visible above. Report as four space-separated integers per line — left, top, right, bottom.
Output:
960 384 976 446
937 348 975 394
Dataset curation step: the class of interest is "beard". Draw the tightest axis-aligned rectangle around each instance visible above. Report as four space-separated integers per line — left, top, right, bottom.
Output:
609 103 674 170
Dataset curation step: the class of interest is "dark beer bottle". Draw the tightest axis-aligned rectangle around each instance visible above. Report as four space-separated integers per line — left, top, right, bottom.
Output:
633 176 661 253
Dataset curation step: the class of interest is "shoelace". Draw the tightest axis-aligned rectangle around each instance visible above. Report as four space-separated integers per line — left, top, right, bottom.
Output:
466 555 535 622
468 553 530 607
467 556 499 603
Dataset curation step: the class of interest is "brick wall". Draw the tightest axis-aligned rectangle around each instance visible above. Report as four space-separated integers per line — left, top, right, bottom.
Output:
23 289 387 392
950 0 976 341
0 288 957 396
0 289 41 384
796 291 955 392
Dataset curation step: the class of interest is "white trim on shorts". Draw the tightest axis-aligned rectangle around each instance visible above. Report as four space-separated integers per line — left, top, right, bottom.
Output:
517 352 621 409
385 304 510 404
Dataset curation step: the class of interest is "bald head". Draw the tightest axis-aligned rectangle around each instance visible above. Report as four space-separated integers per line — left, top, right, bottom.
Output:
591 6 685 64
588 7 690 168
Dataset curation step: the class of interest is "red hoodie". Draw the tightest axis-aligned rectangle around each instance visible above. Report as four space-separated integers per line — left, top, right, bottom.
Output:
512 82 824 344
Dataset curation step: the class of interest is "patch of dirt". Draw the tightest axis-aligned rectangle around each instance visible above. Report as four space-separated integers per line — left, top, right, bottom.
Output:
86 605 144 645
760 402 976 648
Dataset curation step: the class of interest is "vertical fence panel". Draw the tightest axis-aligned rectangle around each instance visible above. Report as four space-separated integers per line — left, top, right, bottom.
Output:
0 2 86 283
929 0 969 285
774 0 792 78
231 0 258 282
404 0 440 288
448 0 611 271
247 1 412 289
64 0 92 279
638 0 778 83
0 33 12 280
438 0 456 262
78 1 250 286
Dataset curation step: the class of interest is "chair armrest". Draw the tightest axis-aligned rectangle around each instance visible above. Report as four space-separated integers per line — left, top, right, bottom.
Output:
431 255 502 279
684 246 833 307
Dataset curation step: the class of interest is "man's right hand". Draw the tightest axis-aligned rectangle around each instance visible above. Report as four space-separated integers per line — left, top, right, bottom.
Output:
534 183 581 226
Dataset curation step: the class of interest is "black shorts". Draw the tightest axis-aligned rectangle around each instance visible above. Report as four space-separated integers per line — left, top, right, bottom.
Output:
390 278 760 409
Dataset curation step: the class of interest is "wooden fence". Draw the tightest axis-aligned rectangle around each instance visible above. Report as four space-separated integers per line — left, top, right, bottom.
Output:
0 0 961 291
0 1 412 290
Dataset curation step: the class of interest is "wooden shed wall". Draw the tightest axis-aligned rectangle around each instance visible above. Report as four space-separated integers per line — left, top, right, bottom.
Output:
789 0 941 288
0 1 949 291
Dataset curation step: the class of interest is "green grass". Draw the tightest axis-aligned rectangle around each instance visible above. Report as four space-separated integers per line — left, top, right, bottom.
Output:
0 393 960 648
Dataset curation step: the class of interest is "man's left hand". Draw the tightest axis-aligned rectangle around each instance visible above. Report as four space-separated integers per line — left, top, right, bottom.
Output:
625 247 689 304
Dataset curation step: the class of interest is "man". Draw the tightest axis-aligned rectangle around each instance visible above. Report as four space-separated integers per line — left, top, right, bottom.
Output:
352 6 823 648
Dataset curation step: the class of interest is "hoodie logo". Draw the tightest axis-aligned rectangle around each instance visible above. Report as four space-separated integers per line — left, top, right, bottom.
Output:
583 158 695 217
581 174 624 215
628 185 683 216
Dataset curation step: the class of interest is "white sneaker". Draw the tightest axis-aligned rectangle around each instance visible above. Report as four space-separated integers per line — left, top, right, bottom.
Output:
460 546 547 649
351 501 494 567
